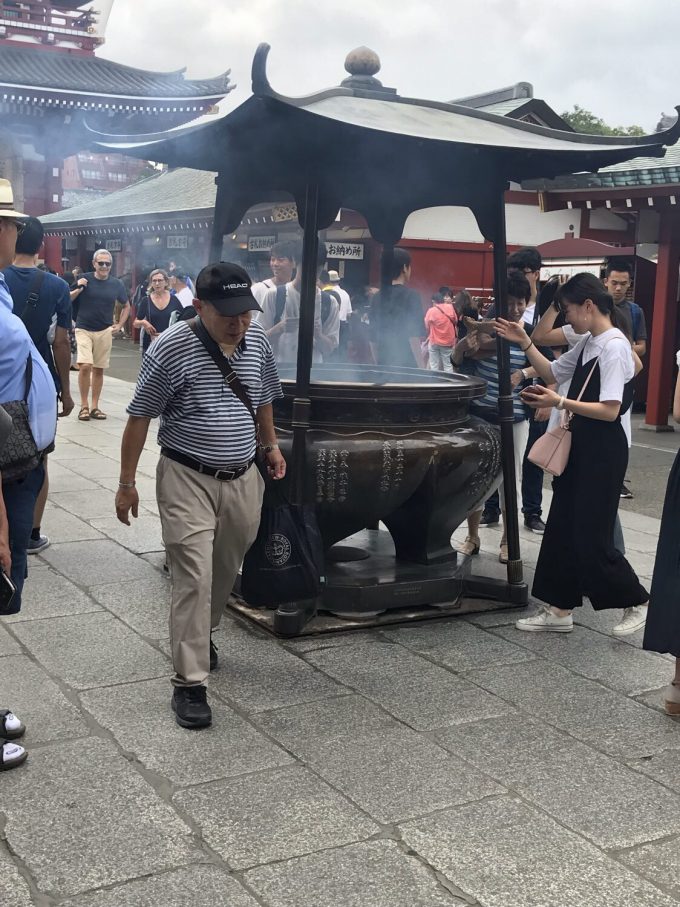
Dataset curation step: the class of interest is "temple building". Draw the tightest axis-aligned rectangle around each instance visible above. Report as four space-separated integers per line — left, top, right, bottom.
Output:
0 0 232 266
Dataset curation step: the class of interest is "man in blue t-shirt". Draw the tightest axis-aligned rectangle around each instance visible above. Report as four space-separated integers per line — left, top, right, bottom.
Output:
3 216 73 555
70 248 129 422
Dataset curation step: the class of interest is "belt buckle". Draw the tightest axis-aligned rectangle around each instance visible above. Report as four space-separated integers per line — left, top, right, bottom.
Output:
215 467 235 481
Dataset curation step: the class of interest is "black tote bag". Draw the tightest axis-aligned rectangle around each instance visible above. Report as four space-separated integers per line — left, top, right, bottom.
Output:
241 483 325 608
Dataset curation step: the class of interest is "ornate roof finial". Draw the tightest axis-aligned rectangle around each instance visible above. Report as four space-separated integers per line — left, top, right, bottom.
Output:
342 47 396 95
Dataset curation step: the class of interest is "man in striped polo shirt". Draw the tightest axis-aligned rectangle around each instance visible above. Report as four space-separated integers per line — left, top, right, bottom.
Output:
115 262 285 730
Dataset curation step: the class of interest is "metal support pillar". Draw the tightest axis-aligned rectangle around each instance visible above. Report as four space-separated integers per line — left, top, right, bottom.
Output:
208 172 229 264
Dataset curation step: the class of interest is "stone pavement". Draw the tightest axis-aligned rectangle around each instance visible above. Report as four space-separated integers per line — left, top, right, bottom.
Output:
2 376 680 907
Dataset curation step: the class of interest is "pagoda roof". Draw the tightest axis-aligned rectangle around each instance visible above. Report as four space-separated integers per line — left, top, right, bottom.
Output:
41 167 217 233
0 44 232 106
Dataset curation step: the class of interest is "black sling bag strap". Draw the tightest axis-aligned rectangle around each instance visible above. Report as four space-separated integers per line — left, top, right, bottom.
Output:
188 317 257 429
19 269 46 322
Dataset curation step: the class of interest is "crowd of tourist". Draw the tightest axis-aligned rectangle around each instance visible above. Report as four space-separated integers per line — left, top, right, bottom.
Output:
1 178 678 766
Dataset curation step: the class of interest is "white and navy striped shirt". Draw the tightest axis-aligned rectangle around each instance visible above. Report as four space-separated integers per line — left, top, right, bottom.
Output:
127 320 283 467
475 346 528 422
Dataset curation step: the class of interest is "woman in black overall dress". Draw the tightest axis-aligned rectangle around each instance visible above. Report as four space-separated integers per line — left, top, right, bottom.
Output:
496 273 648 635
643 350 680 714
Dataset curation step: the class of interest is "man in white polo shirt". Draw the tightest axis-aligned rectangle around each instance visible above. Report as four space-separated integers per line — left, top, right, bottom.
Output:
115 262 285 730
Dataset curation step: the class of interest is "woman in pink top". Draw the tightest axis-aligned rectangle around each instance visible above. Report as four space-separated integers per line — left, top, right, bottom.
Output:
424 292 457 372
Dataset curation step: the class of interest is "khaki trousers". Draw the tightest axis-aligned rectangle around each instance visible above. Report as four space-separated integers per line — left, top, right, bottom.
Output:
156 455 264 687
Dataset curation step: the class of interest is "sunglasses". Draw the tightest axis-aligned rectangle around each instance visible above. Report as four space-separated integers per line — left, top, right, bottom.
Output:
95 261 112 268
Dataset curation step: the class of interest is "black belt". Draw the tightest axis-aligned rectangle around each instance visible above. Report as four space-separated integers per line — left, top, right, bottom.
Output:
161 448 254 481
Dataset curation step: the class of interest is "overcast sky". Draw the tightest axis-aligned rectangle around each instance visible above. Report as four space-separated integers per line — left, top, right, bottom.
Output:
100 0 677 133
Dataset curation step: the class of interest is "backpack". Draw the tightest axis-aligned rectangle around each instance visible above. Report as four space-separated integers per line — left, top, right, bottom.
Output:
630 302 642 341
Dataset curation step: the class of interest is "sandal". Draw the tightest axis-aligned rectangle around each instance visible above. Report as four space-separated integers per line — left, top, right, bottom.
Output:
1 739 27 771
499 543 509 564
0 709 25 740
89 408 107 420
457 536 481 556
78 406 90 421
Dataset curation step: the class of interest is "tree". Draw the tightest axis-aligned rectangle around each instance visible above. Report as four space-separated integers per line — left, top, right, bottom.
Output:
561 105 645 137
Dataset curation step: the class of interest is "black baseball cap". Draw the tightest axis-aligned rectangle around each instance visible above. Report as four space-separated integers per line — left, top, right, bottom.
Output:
195 262 262 315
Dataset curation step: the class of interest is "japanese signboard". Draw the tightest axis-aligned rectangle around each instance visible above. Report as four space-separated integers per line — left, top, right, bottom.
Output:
326 242 364 260
248 235 276 253
167 235 188 249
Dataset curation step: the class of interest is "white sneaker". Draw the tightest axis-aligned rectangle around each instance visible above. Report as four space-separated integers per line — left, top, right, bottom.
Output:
516 606 573 633
612 605 648 636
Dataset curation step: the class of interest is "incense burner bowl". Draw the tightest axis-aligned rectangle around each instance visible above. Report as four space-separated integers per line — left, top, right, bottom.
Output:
273 364 501 564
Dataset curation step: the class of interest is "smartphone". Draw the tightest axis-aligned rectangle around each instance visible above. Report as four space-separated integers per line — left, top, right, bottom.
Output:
0 569 16 615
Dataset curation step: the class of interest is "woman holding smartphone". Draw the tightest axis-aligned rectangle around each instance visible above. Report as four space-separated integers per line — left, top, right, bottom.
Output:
495 272 648 636
643 351 680 715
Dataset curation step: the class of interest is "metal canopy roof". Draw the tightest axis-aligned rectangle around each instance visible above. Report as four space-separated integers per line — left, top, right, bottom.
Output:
89 43 680 243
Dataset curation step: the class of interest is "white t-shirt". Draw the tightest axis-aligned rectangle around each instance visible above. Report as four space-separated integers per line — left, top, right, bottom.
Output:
175 286 194 309
522 303 535 326
260 282 327 364
329 284 352 321
549 327 634 443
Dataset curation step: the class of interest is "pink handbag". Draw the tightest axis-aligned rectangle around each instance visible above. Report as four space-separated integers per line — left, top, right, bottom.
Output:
527 344 605 476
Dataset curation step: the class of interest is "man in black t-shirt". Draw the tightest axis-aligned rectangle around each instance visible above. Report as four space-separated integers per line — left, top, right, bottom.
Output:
369 248 424 367
71 249 129 421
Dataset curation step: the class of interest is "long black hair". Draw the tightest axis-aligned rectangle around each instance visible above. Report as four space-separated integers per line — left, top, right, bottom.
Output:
556 272 630 341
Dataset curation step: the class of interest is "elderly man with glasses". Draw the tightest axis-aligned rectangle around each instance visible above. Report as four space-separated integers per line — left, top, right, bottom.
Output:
71 249 129 421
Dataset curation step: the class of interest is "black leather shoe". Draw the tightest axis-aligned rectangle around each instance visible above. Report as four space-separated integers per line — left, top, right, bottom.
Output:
209 637 218 672
480 509 500 526
171 686 212 729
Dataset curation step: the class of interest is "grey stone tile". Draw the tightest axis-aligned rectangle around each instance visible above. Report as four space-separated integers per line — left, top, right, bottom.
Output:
89 514 165 555
629 750 680 794
0 841 33 907
59 457 122 479
573 603 647 648
46 467 101 494
41 502 106 543
2 566 103 622
303 639 513 730
384 619 534 673
462 605 529 628
0 738 200 897
0 620 22 655
281 629 384 654
208 622 342 713
244 839 460 907
435 714 680 849
139 550 168 572
47 439 88 461
400 797 679 907
175 764 378 869
59 864 261 907
494 624 673 694
94 473 157 500
89 574 171 639
0 656 90 744
468 659 680 759
257 698 501 824
81 678 293 786
49 488 125 521
39 539 160 587
12 612 169 690
619 837 680 901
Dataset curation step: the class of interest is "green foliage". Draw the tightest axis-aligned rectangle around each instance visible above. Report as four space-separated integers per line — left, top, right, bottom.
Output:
561 105 645 137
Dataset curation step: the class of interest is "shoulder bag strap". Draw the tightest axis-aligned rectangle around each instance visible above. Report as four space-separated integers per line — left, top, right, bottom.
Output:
20 269 46 321
574 336 619 403
22 354 33 403
188 318 257 428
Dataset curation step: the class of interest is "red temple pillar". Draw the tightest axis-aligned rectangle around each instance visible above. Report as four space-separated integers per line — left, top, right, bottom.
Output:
645 209 680 429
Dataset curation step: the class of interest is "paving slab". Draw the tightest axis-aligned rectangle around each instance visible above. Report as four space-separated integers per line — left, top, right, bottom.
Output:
0 738 201 898
0 620 22 655
244 839 464 907
175 764 378 869
435 713 680 849
39 538 161 587
88 573 171 638
628 750 680 793
45 464 102 494
81 678 293 786
256 698 501 824
383 618 534 673
59 864 261 907
494 624 673 694
572 603 648 648
618 837 680 901
2 565 103 622
40 503 106 544
49 488 129 521
400 796 679 907
0 841 33 907
0 655 91 744
303 639 514 730
468 659 680 759
59 457 122 480
462 605 528 628
89 514 165 555
11 611 169 690
208 621 342 713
